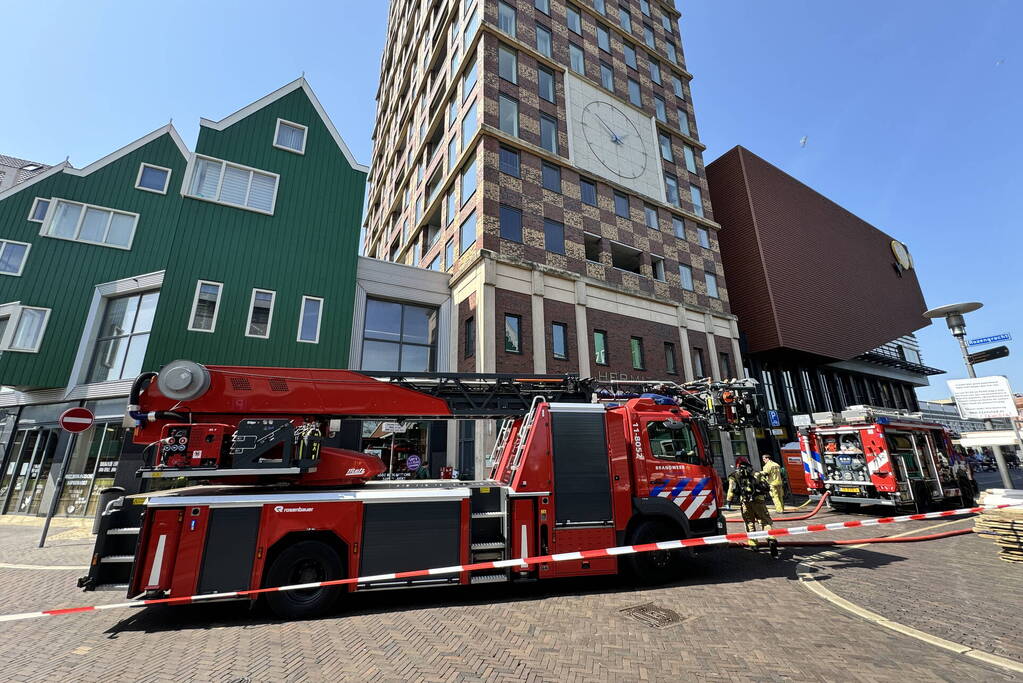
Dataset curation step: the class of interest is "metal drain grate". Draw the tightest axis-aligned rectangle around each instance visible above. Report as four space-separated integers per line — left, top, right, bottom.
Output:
620 602 683 629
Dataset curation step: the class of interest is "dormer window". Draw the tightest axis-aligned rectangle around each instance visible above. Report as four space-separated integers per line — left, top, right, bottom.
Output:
135 163 171 194
274 119 307 154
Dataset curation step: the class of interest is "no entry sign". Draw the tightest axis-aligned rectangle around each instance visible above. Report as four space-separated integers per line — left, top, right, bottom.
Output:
59 407 95 433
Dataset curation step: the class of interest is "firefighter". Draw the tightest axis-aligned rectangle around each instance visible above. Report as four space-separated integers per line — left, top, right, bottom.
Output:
761 453 786 513
725 457 778 556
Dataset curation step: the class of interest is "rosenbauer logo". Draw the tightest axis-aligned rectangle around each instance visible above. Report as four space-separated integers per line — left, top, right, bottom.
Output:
273 505 314 513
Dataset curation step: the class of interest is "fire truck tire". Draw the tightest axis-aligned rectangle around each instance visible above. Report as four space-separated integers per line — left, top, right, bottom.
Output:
624 519 686 584
829 501 857 514
264 540 343 619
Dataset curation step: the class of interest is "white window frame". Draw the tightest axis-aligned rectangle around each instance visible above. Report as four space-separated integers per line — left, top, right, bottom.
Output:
39 198 139 250
0 239 31 277
245 288 276 339
0 302 51 353
27 197 50 223
297 295 324 344
187 280 223 333
273 118 308 155
134 163 172 195
182 154 280 216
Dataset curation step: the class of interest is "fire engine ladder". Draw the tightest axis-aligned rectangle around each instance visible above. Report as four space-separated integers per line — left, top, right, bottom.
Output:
487 418 515 472
509 395 545 472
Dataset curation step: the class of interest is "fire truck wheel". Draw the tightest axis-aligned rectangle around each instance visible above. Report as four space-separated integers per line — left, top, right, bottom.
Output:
624 519 686 584
264 540 344 619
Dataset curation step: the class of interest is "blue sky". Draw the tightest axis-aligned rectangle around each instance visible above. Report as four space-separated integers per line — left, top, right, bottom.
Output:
2 1 1019 400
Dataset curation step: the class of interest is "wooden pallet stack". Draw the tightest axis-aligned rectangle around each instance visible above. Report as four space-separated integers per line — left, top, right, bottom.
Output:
974 491 1023 564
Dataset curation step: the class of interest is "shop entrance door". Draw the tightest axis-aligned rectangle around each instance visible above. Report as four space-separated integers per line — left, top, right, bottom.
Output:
2 427 60 515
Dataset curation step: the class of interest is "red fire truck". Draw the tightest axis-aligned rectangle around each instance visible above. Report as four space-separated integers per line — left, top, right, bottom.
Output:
795 405 976 513
80 361 758 618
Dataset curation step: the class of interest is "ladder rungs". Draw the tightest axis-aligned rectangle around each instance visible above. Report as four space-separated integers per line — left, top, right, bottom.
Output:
471 541 505 550
471 511 505 519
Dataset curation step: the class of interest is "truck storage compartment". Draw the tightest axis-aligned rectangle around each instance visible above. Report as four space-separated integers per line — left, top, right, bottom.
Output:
549 405 613 526
359 500 463 589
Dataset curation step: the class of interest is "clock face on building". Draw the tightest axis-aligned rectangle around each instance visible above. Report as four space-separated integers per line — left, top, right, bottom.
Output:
580 101 648 180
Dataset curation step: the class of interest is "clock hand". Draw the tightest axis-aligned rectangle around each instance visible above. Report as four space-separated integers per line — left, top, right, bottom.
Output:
593 113 621 143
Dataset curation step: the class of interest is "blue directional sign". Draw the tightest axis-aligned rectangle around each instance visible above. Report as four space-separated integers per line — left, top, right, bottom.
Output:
968 333 1012 347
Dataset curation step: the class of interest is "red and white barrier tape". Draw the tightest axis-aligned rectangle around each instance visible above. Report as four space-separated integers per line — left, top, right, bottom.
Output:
1 502 1018 625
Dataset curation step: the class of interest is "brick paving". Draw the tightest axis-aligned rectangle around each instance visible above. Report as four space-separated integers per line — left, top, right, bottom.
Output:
0 512 1018 682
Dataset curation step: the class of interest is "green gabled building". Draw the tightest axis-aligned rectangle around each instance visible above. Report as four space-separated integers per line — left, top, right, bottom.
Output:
0 78 367 517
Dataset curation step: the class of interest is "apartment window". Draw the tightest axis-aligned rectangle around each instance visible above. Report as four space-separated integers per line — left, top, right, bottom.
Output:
624 43 638 69
505 314 522 353
644 205 658 229
460 159 478 205
28 197 50 222
659 132 673 161
597 24 611 52
498 1 517 37
672 215 685 238
542 163 561 192
721 352 734 380
653 96 666 122
664 342 678 375
446 190 457 225
535 0 550 13
465 316 476 358
43 199 138 249
692 347 705 378
630 337 645 370
448 137 458 173
679 264 694 290
696 226 710 248
464 6 480 49
628 78 642 107
295 296 323 343
499 94 519 136
86 291 158 383
445 239 455 269
538 66 556 102
580 178 597 205
640 0 651 16
498 45 518 83
540 115 558 154
460 211 477 253
536 24 553 57
245 289 275 338
448 98 459 127
584 232 602 261
461 99 478 146
761 366 778 410
594 0 606 14
643 24 655 48
665 42 678 65
672 76 685 99
543 218 565 254
362 299 438 372
429 256 440 272
683 144 697 173
0 305 50 353
620 8 632 32
187 156 278 214
462 59 478 101
569 43 585 74
273 119 307 154
499 146 520 176
613 191 629 218
678 108 691 135
188 280 222 332
552 322 568 360
691 184 704 216
706 272 719 298
651 255 665 281
500 205 523 242
135 163 171 194
0 240 30 276
661 11 673 32
610 241 642 273
567 4 582 34
648 59 661 84
664 173 680 206
600 62 615 91
594 330 609 365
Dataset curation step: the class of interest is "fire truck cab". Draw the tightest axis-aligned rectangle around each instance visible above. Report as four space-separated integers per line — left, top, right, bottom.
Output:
795 405 976 512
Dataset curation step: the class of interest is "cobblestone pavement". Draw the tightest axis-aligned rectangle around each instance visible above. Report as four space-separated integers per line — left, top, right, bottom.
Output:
0 508 1019 682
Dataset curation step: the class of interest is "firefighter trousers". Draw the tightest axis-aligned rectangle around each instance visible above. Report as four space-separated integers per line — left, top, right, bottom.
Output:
741 500 773 547
769 484 785 513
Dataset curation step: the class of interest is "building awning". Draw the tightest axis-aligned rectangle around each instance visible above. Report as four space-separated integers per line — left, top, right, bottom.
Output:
854 348 945 376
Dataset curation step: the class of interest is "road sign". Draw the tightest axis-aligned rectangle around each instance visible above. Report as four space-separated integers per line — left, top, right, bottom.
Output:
380 421 408 434
968 333 1012 347
59 407 95 433
947 376 1017 420
967 345 1009 365
767 410 781 427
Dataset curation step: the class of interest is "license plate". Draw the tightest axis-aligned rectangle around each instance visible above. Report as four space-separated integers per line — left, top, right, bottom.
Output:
839 487 859 494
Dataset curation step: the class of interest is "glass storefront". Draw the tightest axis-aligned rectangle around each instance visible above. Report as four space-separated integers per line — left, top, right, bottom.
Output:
360 420 431 479
1 427 61 515
54 422 127 517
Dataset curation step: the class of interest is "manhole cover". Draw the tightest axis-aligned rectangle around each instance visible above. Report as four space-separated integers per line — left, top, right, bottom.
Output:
620 602 683 628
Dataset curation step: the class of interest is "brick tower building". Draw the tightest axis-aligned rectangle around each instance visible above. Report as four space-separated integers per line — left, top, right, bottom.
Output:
364 0 753 472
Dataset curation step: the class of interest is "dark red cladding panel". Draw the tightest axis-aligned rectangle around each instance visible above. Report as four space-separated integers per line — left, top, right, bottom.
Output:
708 147 929 360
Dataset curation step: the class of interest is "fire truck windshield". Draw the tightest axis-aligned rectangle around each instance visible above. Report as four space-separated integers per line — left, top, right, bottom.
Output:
647 420 701 465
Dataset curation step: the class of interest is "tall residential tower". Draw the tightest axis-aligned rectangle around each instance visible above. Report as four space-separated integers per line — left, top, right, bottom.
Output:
365 0 753 470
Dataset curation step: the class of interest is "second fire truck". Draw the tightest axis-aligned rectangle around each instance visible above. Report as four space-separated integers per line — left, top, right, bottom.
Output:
81 361 759 618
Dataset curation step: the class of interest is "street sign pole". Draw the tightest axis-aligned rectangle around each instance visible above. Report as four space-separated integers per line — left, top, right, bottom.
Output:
39 408 97 547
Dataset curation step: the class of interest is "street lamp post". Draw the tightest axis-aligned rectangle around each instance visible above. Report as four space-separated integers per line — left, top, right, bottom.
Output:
924 302 1015 489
